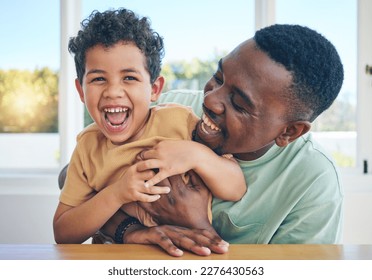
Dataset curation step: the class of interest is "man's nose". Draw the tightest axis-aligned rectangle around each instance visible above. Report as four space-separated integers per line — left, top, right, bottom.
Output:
204 88 226 116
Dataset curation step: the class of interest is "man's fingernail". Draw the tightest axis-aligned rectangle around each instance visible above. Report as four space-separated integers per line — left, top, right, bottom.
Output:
174 249 183 256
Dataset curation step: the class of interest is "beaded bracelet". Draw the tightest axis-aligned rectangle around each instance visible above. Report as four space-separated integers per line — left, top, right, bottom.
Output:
114 217 141 244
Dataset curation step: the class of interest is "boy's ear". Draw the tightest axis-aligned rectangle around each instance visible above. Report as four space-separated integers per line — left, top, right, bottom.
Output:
275 121 311 147
75 78 85 103
150 76 165 102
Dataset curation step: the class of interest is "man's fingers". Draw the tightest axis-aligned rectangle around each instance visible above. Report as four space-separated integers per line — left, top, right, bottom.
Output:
156 237 184 257
161 226 212 256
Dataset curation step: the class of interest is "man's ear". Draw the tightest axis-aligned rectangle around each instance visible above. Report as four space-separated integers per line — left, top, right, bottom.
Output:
150 76 165 102
275 121 311 147
75 78 85 103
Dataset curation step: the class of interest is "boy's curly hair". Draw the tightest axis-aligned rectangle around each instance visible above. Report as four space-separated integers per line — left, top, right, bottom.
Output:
254 24 344 122
68 8 164 84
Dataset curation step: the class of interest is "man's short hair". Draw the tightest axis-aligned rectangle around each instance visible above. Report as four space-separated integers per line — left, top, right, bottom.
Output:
254 24 344 122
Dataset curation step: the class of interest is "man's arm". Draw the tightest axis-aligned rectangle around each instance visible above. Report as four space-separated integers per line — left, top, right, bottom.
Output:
100 171 229 256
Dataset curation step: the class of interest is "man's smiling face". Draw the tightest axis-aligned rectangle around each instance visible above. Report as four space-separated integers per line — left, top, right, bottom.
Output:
194 39 293 161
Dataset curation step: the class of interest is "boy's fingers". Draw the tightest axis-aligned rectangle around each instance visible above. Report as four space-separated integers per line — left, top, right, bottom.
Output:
138 194 161 203
149 185 170 194
144 172 167 188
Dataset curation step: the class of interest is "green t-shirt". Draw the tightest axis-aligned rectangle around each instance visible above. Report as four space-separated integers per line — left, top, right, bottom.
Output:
155 90 344 244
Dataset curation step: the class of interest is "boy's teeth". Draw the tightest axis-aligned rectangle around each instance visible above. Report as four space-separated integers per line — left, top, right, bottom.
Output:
104 107 129 126
104 107 128 113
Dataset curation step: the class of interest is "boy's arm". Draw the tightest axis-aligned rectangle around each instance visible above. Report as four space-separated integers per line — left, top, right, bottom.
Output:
53 186 125 244
54 163 170 244
137 140 247 201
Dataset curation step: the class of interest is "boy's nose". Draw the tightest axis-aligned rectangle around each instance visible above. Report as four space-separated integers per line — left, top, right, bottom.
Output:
103 84 125 99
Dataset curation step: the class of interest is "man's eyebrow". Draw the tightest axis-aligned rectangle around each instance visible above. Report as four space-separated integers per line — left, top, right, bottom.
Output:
233 86 255 110
218 59 223 72
219 58 255 110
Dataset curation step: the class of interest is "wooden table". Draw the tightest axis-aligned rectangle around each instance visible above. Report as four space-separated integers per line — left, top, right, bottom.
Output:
1 244 372 260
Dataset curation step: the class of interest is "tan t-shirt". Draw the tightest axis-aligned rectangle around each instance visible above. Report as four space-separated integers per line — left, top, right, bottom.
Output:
60 104 199 209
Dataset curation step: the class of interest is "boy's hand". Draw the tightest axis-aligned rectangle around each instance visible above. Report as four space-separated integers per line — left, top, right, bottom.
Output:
113 162 170 204
136 140 205 188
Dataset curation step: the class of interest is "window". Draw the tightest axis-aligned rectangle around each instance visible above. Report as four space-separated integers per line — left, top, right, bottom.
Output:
0 0 60 171
1 0 370 178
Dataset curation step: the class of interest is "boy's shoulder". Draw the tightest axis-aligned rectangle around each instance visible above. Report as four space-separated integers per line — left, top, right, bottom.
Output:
76 123 103 142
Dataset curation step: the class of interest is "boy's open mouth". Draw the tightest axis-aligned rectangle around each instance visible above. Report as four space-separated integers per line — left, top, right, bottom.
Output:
104 107 129 127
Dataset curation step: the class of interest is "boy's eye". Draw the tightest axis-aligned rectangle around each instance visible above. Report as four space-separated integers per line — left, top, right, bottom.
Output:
124 76 136 81
91 77 105 83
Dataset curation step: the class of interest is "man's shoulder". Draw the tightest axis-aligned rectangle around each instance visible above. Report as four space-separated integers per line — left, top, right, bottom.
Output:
296 133 336 166
154 89 204 116
290 133 342 188
158 89 203 100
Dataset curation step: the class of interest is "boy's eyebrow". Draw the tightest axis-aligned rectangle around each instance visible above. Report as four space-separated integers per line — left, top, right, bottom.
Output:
86 68 140 75
86 69 106 75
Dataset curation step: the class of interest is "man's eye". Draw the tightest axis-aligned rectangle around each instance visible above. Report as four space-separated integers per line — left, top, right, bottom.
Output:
213 73 223 85
231 94 246 113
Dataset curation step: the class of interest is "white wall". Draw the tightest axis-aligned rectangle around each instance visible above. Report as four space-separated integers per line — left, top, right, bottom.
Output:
0 172 371 244
0 174 59 243
341 173 372 244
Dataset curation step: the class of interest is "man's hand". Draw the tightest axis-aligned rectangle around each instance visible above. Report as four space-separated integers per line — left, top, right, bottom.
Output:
139 170 212 229
124 224 229 257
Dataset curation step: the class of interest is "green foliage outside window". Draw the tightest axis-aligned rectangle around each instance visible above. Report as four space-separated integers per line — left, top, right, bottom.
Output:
0 68 58 132
0 54 356 133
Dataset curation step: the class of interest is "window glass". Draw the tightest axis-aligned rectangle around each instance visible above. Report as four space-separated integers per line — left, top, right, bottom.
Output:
83 0 255 92
276 0 357 167
1 0 255 170
0 0 60 170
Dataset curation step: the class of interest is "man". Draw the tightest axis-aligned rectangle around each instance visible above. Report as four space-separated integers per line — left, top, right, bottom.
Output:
83 24 344 257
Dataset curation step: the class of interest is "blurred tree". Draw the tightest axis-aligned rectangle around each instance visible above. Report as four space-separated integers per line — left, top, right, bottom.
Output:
0 68 58 132
161 52 223 92
0 59 356 133
312 98 356 131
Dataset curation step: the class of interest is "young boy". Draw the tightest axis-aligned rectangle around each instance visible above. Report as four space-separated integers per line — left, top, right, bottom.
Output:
53 8 246 244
